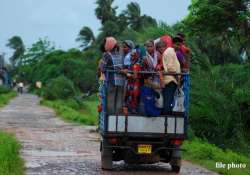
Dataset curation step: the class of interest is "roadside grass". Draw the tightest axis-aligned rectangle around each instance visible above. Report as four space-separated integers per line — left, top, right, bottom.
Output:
183 139 250 175
0 91 17 107
0 90 24 175
0 131 24 175
41 95 98 125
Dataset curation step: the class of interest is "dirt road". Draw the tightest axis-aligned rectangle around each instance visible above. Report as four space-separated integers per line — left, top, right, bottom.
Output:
0 94 218 175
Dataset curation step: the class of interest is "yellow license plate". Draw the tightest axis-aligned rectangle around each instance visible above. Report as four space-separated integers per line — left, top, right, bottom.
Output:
138 144 152 154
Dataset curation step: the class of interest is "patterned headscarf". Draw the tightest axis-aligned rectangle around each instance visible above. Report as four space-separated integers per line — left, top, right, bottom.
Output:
123 40 135 50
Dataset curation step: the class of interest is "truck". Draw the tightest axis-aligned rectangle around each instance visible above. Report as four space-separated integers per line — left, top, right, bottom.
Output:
99 70 189 173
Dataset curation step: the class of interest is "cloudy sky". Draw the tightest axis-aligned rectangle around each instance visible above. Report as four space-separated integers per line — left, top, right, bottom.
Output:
0 0 191 58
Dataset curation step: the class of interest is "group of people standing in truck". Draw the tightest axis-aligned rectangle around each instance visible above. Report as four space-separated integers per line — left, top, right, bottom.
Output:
97 33 190 116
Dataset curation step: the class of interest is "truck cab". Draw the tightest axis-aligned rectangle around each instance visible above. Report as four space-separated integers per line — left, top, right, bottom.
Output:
99 71 189 173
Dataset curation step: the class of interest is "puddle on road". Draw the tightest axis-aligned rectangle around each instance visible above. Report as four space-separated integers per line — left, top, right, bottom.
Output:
26 162 42 168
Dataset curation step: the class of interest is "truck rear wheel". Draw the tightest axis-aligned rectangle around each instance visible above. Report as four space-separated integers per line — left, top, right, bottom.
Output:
170 158 181 173
170 146 181 173
101 141 113 170
171 165 181 173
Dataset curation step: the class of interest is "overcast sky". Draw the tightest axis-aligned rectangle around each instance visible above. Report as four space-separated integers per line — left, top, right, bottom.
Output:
0 0 191 58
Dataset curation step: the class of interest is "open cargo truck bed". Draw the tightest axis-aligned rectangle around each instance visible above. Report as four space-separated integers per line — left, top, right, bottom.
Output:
99 72 189 173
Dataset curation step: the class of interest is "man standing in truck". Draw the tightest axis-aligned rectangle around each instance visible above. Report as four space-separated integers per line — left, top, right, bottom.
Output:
162 37 182 114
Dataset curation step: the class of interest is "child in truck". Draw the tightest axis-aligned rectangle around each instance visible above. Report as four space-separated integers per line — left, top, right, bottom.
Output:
139 74 161 116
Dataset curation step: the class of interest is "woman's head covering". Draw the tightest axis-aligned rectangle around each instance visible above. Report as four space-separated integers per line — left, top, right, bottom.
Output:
105 37 117 52
123 40 135 50
160 35 173 48
131 45 141 55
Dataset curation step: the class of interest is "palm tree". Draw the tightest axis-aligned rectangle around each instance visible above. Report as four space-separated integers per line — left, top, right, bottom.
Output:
124 2 157 31
97 20 120 43
124 2 141 30
101 20 120 36
141 15 157 28
76 26 96 49
95 0 117 24
6 36 25 67
116 13 129 33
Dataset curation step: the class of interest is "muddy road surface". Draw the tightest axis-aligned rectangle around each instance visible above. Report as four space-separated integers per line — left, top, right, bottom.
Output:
0 94 218 175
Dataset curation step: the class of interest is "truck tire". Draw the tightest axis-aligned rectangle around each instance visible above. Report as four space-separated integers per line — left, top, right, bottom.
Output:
170 146 181 173
171 165 181 173
101 141 113 170
170 157 181 173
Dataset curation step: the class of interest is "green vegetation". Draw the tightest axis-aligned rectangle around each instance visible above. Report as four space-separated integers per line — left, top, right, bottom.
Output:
41 95 98 125
43 76 78 100
0 92 16 107
183 139 250 175
0 86 11 94
190 64 250 152
0 89 23 174
0 131 24 175
0 86 17 107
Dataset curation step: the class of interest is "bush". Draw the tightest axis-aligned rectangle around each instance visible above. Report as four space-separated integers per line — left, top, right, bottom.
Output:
183 139 250 175
189 64 250 150
43 76 78 100
59 58 98 93
0 92 17 107
0 131 24 175
0 86 11 94
63 98 82 110
41 98 97 125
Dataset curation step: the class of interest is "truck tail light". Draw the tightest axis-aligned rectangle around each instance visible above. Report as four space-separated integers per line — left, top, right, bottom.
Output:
108 138 119 145
171 139 183 145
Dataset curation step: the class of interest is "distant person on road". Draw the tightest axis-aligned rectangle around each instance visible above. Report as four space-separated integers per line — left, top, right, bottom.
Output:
18 82 24 94
36 81 42 89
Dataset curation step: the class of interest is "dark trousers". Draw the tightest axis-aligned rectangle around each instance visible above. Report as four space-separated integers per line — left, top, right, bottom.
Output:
162 82 177 114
